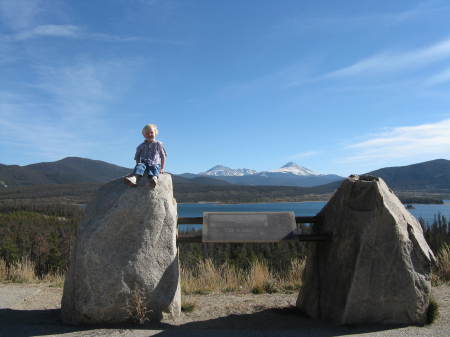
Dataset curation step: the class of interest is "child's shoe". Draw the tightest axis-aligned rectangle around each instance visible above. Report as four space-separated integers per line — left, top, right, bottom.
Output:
124 175 137 187
151 176 158 186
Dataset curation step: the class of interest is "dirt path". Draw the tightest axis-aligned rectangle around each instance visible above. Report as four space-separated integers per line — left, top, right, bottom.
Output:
0 283 449 337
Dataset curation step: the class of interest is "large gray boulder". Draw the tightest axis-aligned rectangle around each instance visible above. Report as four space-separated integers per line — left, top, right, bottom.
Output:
297 175 436 325
61 174 180 324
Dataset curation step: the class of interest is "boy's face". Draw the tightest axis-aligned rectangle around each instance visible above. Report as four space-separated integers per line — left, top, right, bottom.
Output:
144 128 156 141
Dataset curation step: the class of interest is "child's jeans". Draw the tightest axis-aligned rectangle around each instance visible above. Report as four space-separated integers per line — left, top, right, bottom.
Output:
133 163 161 177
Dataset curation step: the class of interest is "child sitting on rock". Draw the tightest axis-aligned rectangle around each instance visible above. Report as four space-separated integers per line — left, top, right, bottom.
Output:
124 124 167 187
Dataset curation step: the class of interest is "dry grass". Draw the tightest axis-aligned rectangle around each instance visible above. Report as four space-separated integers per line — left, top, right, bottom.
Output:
7 257 38 283
181 259 244 294
126 288 152 325
181 258 305 295
280 258 306 291
0 259 7 282
42 272 65 287
247 259 271 291
0 257 65 286
435 244 450 283
2 255 303 294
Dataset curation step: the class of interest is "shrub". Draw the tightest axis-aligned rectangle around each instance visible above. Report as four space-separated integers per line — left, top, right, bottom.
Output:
263 281 278 294
426 298 439 325
181 301 196 312
251 286 264 294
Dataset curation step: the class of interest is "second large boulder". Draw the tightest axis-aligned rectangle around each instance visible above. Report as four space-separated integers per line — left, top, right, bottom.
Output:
297 175 436 325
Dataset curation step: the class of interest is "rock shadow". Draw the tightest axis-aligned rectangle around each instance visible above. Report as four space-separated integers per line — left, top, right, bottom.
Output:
0 306 410 337
156 307 409 336
0 308 171 337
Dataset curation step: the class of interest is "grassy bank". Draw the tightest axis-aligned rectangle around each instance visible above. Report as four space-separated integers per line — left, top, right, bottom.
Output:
181 258 305 294
1 245 449 292
0 256 304 294
0 257 64 286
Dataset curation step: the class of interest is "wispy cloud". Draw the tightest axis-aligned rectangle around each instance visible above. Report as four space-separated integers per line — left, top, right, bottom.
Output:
326 38 450 78
270 1 450 39
11 24 81 40
385 0 450 24
342 119 450 164
288 151 319 160
217 62 315 99
0 113 91 160
0 24 157 43
426 66 450 86
0 2 155 43
0 90 92 160
131 0 164 5
0 0 43 30
0 40 16 64
0 58 140 161
33 58 141 124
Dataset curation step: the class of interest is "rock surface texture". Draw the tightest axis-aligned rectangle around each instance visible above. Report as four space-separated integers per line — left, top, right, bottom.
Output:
297 175 436 325
61 174 180 324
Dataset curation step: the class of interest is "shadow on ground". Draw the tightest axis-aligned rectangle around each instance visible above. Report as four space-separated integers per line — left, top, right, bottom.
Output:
0 307 410 337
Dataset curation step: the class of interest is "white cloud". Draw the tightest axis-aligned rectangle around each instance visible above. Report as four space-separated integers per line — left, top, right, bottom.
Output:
326 38 450 78
342 119 450 163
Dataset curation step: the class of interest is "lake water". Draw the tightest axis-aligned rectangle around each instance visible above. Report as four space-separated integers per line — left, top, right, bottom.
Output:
178 201 450 231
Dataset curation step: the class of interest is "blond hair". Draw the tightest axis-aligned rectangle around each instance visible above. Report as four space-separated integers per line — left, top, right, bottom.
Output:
142 124 158 136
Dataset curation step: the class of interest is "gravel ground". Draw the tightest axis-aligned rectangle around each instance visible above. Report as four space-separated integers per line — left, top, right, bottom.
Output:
0 283 449 337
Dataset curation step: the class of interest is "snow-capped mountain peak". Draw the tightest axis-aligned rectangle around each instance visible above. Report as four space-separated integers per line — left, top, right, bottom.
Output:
201 165 257 177
270 162 319 176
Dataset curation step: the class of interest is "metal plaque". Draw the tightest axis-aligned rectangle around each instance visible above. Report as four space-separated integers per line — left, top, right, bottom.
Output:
202 212 296 243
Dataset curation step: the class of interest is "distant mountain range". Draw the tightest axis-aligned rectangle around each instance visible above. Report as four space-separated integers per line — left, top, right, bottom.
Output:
0 157 131 186
367 159 450 192
1 157 449 193
180 162 344 187
0 157 230 188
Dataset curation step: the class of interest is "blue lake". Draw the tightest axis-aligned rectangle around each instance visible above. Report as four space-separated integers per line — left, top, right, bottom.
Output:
178 201 450 231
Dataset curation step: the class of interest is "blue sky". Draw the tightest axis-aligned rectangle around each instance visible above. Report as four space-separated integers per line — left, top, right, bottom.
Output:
1 0 450 176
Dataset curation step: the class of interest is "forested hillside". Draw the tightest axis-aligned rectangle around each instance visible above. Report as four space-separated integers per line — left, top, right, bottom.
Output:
367 159 450 192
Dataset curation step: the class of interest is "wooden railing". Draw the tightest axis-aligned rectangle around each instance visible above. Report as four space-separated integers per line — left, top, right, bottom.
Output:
176 215 331 243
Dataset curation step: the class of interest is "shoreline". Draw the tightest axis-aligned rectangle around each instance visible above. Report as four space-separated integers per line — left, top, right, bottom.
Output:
178 200 446 205
177 200 329 205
